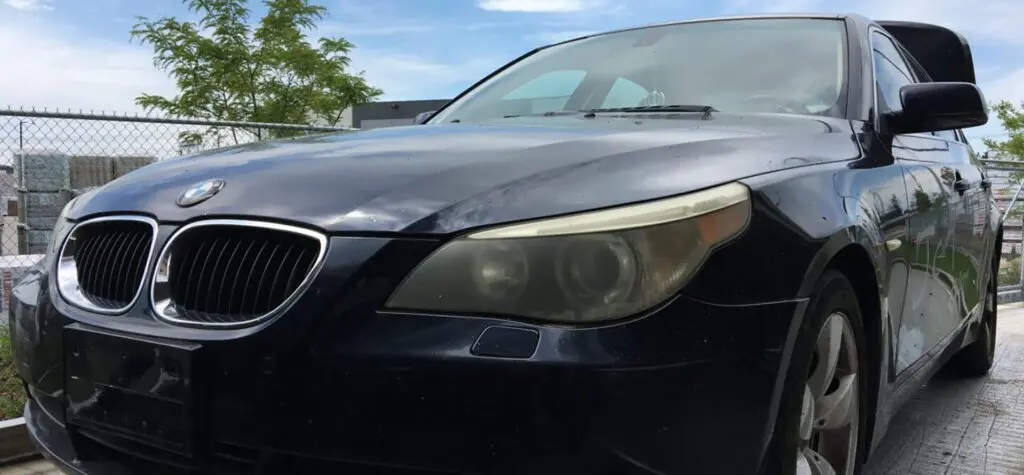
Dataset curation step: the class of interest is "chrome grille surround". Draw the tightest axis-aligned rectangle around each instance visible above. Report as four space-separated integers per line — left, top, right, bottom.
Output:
150 219 328 328
55 215 159 315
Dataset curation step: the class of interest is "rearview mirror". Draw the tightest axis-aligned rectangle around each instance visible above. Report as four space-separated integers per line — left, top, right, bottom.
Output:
414 111 436 125
887 82 988 135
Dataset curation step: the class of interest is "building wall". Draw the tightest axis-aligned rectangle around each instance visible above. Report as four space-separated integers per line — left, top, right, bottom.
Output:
352 99 451 130
315 100 453 130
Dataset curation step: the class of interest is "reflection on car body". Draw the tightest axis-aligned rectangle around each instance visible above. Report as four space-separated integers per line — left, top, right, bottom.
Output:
9 13 1002 475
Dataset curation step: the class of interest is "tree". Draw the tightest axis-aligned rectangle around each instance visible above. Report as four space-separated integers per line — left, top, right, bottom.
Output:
131 0 382 143
984 101 1024 166
984 101 1024 219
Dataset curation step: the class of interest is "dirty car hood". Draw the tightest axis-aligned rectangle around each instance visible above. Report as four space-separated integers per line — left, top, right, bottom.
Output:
69 114 861 234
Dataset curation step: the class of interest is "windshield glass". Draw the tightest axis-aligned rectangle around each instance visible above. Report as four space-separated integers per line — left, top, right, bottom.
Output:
430 18 847 124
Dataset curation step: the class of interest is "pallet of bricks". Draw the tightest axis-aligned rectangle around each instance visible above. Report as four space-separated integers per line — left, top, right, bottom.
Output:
8 153 153 261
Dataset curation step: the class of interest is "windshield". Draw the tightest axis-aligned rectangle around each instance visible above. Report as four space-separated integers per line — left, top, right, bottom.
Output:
430 18 847 124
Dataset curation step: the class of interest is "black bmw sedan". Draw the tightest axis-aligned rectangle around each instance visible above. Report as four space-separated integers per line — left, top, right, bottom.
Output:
9 13 1003 475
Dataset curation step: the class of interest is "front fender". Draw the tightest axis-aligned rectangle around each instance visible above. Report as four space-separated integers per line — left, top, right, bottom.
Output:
684 161 891 306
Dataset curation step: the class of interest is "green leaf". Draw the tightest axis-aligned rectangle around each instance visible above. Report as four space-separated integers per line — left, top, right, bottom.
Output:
132 0 382 143
984 100 1024 220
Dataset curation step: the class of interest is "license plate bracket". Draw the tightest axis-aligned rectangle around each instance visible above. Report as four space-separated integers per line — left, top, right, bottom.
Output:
63 323 201 456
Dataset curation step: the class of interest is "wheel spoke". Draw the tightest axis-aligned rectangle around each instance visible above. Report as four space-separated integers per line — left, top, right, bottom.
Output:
795 310 859 475
800 384 815 442
808 313 843 399
798 448 838 475
796 450 814 475
815 373 856 430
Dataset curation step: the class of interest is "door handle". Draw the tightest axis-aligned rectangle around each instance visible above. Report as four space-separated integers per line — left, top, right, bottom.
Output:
953 180 969 193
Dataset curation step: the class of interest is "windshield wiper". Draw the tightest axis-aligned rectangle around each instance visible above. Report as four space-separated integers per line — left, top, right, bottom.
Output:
498 105 716 120
502 110 581 119
581 104 716 118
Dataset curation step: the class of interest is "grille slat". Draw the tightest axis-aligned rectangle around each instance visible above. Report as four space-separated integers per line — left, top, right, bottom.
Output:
240 241 269 318
206 238 231 316
107 232 131 303
76 234 98 291
59 218 156 313
267 244 295 308
181 239 208 313
253 243 283 315
94 232 118 304
211 238 237 315
81 231 106 297
124 232 149 297
225 240 257 316
284 247 311 293
194 238 218 315
152 221 324 327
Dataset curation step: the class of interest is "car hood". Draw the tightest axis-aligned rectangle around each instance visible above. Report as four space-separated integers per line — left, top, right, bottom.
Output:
70 113 861 234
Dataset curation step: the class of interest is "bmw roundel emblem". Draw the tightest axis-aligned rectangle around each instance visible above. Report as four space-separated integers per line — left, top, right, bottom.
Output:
176 178 226 207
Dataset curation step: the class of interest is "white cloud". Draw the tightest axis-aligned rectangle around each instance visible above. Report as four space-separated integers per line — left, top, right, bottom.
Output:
859 0 1024 46
0 18 175 113
0 14 482 112
347 50 501 100
2 0 53 11
965 66 1024 150
738 0 1024 46
848 0 1024 146
724 0 823 14
984 68 1024 105
477 0 606 13
318 22 437 37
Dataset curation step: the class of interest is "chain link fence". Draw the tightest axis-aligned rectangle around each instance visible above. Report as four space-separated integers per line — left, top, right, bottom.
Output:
0 108 351 323
983 156 1024 304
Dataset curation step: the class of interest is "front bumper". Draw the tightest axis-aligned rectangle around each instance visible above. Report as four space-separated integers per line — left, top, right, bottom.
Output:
11 237 805 475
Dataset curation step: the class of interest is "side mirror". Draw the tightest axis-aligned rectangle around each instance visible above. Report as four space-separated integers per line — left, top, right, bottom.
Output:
887 82 988 135
414 110 436 125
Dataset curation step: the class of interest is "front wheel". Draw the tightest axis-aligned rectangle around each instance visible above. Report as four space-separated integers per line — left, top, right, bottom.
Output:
768 271 868 475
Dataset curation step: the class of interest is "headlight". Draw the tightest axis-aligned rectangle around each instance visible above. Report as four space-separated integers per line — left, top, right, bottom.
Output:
385 182 751 323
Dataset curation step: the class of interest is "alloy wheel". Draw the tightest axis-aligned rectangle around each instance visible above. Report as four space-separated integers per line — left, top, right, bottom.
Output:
795 311 860 475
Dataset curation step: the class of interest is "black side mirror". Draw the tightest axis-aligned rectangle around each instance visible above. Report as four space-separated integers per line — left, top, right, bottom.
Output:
414 110 436 125
887 82 988 135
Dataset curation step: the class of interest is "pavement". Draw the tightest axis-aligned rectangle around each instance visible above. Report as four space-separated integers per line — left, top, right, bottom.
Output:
862 305 1024 475
5 307 1024 475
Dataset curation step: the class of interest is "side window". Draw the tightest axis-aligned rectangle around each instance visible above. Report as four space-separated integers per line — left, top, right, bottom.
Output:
871 32 916 114
601 78 650 109
502 70 587 113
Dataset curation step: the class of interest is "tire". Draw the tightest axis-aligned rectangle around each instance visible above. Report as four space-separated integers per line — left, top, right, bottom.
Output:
764 270 868 475
947 260 997 378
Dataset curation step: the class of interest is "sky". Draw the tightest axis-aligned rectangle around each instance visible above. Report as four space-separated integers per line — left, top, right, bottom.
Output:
0 0 1022 152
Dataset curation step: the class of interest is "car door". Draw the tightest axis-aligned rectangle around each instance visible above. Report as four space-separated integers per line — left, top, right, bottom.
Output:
870 30 963 374
895 41 993 327
930 127 991 320
966 134 999 299
962 130 997 311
